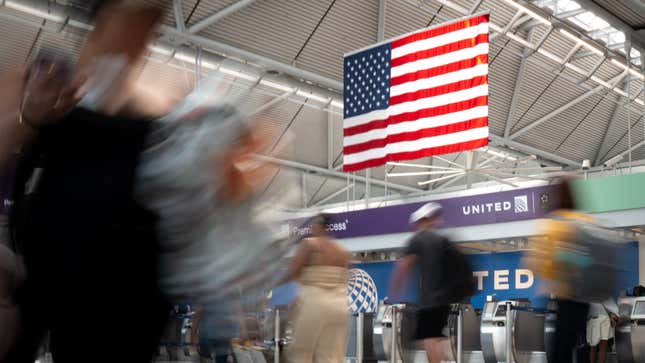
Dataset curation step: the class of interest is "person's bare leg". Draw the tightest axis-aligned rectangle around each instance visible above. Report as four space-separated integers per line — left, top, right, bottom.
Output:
589 345 596 363
597 340 608 363
423 338 446 363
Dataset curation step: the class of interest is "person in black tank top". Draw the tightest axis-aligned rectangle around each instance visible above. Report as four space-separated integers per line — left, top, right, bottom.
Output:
7 108 170 363
2 3 170 362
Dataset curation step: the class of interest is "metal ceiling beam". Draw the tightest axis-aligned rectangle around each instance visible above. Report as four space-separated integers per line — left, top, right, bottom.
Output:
489 134 581 168
173 0 186 33
313 184 355 207
188 0 256 34
555 8 586 19
593 90 628 166
160 25 343 92
607 42 625 50
510 86 603 140
254 155 423 193
377 0 386 43
510 72 626 140
249 90 294 116
605 139 645 165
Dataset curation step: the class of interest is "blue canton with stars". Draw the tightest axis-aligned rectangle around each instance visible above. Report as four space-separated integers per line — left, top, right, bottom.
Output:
343 43 392 118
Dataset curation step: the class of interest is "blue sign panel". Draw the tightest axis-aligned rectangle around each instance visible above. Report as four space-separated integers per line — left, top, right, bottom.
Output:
270 242 639 310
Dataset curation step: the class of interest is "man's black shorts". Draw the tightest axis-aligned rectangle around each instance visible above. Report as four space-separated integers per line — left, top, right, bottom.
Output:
415 305 451 340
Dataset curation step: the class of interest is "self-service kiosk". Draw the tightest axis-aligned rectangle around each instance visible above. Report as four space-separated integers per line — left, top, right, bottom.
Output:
616 297 645 363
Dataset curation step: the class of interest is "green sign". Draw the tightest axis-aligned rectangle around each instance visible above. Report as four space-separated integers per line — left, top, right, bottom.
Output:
574 172 645 213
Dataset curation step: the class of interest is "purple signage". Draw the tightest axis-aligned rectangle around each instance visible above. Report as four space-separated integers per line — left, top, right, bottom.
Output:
286 185 558 239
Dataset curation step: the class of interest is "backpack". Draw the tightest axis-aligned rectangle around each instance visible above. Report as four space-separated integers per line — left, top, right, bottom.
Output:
554 220 618 302
438 238 475 303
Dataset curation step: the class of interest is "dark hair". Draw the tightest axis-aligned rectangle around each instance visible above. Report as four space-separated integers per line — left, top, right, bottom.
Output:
555 179 576 210
312 214 331 228
634 285 645 297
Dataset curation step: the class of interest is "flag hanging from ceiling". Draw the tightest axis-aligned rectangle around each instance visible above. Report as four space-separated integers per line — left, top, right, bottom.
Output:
342 14 490 172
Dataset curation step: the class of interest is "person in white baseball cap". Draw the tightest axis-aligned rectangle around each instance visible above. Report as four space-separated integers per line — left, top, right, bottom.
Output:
408 202 443 225
391 202 473 363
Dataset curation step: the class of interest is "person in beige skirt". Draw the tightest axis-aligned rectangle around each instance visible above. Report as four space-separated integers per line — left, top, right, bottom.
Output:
287 214 351 363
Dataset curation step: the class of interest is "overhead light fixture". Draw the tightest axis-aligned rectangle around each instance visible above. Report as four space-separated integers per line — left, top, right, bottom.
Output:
500 0 551 25
610 59 645 80
417 172 465 186
174 52 196 64
5 1 65 22
330 99 344 109
636 99 644 106
559 29 604 56
219 67 259 81
259 79 296 93
148 45 173 56
482 148 518 161
386 161 462 170
387 170 463 177
173 51 218 70
295 90 331 103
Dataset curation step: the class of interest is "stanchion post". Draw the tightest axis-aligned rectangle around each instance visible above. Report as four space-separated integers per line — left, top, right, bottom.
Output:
505 302 513 363
390 307 398 363
274 309 281 363
457 306 464 363
357 313 364 363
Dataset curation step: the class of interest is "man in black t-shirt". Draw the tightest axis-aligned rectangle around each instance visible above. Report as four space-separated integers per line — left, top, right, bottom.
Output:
390 202 449 363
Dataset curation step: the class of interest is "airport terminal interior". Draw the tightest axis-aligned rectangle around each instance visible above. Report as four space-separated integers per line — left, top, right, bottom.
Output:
2 0 645 362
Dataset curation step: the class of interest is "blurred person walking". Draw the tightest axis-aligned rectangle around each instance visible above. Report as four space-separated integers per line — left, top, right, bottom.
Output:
390 203 474 363
0 1 289 363
587 299 619 363
286 214 351 363
0 237 24 359
525 180 618 363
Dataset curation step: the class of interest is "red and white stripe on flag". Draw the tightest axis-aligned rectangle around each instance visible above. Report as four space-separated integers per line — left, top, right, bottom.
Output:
342 14 490 172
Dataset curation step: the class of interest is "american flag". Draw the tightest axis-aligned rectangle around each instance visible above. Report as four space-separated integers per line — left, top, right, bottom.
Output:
342 14 490 172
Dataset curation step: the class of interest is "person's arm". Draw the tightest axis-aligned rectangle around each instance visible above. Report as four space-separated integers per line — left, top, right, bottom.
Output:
0 68 33 172
0 63 85 174
285 239 312 282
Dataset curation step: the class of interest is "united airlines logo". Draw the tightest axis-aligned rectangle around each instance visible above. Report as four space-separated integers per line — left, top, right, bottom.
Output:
461 195 530 215
347 269 378 313
514 195 529 213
